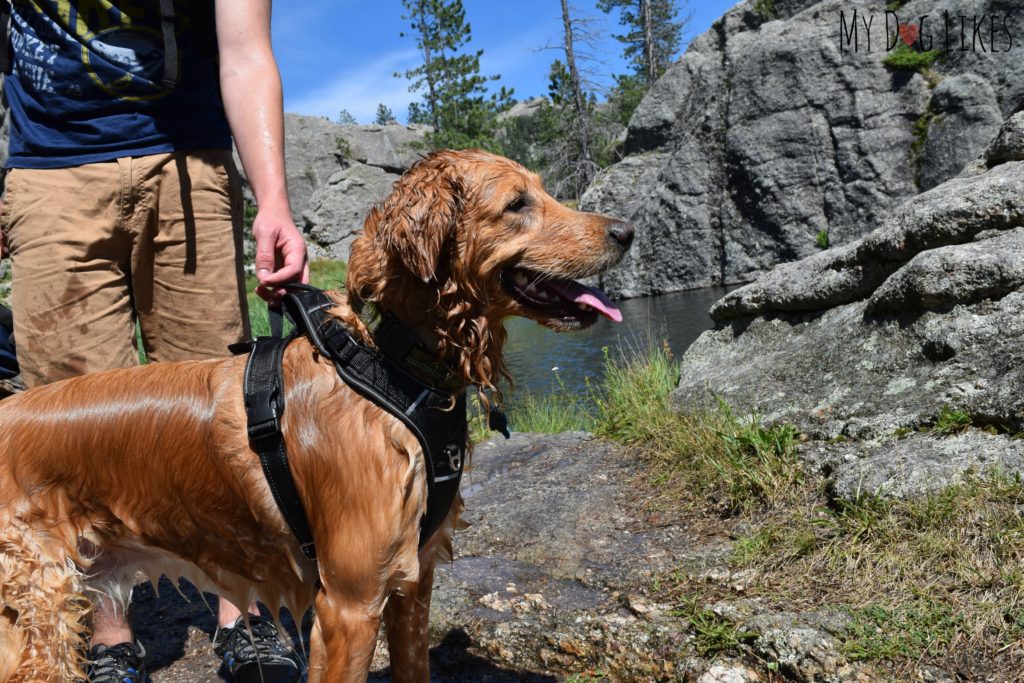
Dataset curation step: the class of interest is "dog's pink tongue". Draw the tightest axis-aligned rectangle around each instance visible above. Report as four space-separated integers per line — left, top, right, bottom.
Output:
545 278 623 322
576 289 623 322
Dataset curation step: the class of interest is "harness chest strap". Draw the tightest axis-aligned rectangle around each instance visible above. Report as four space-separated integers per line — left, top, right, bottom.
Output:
242 335 317 560
238 285 469 559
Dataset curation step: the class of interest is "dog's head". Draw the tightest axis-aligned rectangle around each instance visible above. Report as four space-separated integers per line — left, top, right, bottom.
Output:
345 149 634 388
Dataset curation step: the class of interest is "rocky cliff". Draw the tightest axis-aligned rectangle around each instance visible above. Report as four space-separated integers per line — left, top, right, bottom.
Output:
583 0 1023 298
237 115 429 261
674 109 1024 498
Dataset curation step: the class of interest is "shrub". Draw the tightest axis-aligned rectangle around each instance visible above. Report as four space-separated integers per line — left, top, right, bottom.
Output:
883 43 940 71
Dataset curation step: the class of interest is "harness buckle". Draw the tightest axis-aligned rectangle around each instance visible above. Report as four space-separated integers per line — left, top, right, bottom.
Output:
246 389 280 441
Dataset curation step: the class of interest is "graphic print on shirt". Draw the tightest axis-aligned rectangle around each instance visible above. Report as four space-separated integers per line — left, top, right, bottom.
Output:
17 0 186 102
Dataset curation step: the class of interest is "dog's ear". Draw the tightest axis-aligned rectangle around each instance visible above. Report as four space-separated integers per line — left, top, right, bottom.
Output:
376 157 463 282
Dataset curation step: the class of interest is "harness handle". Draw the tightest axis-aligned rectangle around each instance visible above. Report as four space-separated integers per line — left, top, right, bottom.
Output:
268 304 284 339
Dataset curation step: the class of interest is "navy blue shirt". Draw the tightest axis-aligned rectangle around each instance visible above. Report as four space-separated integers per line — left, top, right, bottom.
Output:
5 0 232 169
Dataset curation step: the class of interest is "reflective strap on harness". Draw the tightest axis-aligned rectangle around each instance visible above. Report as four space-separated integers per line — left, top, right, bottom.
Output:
243 335 317 561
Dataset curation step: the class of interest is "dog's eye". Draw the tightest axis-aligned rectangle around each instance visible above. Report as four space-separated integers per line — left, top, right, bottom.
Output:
504 195 530 213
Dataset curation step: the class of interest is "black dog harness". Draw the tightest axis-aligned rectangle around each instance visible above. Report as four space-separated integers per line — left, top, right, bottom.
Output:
233 285 470 560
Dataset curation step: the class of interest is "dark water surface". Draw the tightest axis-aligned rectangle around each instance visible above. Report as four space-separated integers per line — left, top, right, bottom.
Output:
500 286 730 401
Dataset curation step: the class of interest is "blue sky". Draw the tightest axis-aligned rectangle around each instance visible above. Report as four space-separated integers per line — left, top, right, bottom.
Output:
271 1 737 123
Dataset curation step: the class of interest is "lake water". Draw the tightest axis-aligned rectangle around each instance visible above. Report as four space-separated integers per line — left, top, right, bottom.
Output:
500 286 730 402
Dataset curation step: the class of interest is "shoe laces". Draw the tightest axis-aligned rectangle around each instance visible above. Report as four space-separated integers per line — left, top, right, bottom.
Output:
215 616 291 662
87 641 145 683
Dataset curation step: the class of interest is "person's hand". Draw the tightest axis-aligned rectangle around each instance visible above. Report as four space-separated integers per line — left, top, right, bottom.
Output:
251 205 309 303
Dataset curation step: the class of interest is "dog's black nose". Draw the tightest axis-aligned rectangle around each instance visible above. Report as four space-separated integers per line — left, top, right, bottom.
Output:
608 221 635 249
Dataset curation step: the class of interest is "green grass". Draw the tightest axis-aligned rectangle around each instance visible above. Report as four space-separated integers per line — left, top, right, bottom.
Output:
246 259 346 337
815 229 830 249
671 598 759 656
885 0 909 9
564 673 608 683
844 600 963 661
484 340 800 513
730 471 1024 663
883 43 940 71
510 387 594 433
593 341 680 445
933 405 971 436
536 342 1024 671
597 367 803 513
753 0 776 20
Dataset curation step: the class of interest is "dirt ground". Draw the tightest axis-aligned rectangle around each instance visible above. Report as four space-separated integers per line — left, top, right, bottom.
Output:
135 578 553 682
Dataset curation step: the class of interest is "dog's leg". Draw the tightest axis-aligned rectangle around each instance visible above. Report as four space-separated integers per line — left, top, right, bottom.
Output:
383 562 434 683
305 589 380 683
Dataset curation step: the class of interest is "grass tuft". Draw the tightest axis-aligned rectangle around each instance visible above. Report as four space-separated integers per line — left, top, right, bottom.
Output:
883 43 940 71
672 598 759 656
753 0 776 21
933 405 971 436
509 369 595 434
815 229 830 249
844 600 963 661
554 342 1024 673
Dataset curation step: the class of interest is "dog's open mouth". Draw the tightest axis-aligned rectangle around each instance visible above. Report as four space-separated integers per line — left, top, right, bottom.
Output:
501 268 622 325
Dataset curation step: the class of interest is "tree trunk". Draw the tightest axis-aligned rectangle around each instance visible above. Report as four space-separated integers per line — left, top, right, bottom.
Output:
559 0 594 191
417 0 441 133
641 0 657 85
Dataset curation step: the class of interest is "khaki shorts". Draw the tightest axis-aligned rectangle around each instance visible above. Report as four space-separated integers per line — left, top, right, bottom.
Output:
2 149 251 388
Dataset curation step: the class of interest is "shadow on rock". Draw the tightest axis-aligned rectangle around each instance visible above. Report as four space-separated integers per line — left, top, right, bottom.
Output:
370 629 557 683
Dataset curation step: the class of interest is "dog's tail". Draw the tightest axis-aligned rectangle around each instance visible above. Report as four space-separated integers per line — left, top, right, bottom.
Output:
0 520 90 683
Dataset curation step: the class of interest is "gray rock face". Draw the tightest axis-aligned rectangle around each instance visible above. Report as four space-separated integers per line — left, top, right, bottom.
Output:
673 112 1024 492
918 74 1004 191
584 0 1024 298
237 114 427 260
985 110 1024 165
805 431 1024 500
335 123 430 173
302 164 401 261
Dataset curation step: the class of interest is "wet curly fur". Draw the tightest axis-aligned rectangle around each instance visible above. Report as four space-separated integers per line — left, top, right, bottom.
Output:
0 149 631 682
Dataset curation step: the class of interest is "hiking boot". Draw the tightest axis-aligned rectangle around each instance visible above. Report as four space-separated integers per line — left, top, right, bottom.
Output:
212 615 301 683
86 640 148 683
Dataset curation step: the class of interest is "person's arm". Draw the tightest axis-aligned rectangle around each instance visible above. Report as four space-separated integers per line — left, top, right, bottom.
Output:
215 0 308 301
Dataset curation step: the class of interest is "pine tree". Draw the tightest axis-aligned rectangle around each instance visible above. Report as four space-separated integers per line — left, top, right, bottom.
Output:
549 0 598 199
407 102 432 125
598 0 687 85
375 103 397 125
398 0 513 150
337 109 358 125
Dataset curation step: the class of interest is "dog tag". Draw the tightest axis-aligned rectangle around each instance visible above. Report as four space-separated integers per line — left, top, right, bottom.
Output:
444 443 463 471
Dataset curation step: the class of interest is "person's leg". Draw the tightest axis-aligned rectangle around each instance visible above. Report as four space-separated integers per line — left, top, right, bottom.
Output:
3 163 139 387
132 149 250 365
136 151 297 680
3 161 139 652
133 149 253 627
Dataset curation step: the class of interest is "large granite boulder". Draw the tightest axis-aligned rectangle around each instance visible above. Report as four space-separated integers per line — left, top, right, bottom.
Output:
302 163 400 261
673 111 1024 494
584 0 1024 298
237 115 428 260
